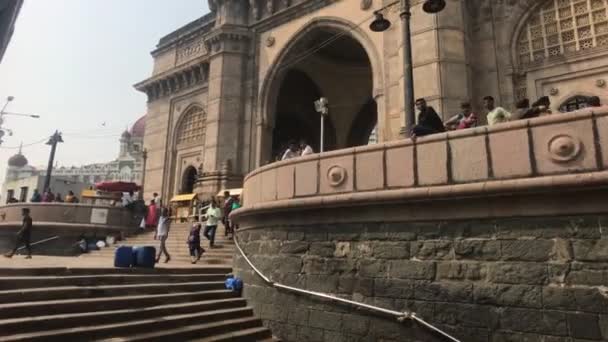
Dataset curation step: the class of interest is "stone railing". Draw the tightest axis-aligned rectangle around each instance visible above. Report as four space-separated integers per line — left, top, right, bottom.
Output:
0 202 136 230
0 203 139 255
239 106 608 218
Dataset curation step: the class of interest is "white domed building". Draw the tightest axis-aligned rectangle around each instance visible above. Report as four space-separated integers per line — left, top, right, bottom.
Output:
50 115 146 185
1 147 87 203
2 116 146 204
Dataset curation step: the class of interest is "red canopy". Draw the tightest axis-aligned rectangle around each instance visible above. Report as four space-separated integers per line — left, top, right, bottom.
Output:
94 181 140 192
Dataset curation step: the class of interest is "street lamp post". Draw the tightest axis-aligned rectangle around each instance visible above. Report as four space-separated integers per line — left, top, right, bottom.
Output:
370 0 446 136
0 96 40 145
314 97 329 153
43 131 64 192
140 149 148 200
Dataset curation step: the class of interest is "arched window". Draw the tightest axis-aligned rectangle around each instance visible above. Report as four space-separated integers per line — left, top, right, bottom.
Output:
517 0 608 67
176 106 205 146
559 95 591 112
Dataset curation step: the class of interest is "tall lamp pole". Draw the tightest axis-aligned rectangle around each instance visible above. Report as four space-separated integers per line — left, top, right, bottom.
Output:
43 131 64 192
370 0 446 136
140 148 148 200
314 97 329 153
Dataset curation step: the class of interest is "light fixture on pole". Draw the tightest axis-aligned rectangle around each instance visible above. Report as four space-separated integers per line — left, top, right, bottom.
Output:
0 96 41 145
369 0 446 136
43 131 64 192
314 97 329 153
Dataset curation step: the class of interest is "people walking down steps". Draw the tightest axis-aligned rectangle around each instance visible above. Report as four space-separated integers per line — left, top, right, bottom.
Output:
154 208 171 264
80 216 235 267
188 222 204 264
204 199 222 248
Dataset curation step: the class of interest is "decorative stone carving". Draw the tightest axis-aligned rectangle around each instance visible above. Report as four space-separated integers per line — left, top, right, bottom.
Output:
249 0 259 20
177 37 208 64
548 134 581 162
135 62 210 102
266 0 274 16
221 159 233 173
549 88 559 96
361 0 372 10
266 36 275 47
327 165 347 187
597 79 606 88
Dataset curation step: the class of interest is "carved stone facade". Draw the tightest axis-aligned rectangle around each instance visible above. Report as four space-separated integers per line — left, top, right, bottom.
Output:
136 0 608 201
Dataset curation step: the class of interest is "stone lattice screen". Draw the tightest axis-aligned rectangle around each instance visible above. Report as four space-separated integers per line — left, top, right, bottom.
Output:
176 106 206 146
518 0 608 66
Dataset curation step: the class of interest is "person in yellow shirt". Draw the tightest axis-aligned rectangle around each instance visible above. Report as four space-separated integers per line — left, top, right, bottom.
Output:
485 96 512 126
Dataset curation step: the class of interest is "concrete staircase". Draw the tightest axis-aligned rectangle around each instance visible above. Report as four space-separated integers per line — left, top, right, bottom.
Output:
0 267 273 341
0 224 275 341
82 222 234 266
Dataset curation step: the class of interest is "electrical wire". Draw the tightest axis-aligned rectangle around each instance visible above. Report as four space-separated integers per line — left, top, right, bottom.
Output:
273 1 399 75
0 138 48 150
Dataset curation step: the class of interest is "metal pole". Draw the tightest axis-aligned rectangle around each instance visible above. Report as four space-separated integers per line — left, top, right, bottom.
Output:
399 0 416 137
140 149 147 200
43 131 62 191
320 113 324 153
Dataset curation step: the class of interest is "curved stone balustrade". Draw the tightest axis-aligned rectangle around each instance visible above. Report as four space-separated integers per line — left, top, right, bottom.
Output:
0 203 139 255
236 107 608 222
0 203 136 230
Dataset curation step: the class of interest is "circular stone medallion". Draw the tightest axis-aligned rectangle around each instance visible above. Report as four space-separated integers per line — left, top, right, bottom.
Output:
327 165 347 187
548 134 581 162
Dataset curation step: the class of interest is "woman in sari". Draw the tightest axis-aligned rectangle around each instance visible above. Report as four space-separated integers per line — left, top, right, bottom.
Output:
145 199 158 229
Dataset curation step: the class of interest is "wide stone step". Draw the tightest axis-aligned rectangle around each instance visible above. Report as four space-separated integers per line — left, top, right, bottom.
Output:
92 248 234 256
77 256 233 267
0 273 228 290
0 281 226 304
0 297 247 336
98 316 266 342
192 327 273 342
0 266 232 276
0 307 255 342
0 289 236 319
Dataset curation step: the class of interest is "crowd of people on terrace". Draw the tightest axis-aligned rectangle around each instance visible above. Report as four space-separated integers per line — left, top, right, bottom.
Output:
411 95 603 138
275 95 603 162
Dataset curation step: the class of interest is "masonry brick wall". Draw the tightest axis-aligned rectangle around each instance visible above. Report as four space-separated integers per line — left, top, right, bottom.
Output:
234 216 608 342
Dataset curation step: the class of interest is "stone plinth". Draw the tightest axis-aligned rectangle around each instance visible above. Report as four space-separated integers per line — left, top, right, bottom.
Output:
233 108 608 341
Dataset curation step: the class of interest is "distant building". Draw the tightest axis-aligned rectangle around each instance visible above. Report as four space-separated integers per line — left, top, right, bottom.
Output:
2 149 87 203
1 115 146 203
0 0 23 63
51 115 146 185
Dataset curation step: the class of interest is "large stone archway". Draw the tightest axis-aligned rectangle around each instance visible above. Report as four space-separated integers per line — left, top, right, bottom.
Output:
258 18 383 165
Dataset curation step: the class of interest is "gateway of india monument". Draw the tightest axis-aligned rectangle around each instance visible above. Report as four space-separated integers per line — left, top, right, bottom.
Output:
1 1 608 341
136 0 608 200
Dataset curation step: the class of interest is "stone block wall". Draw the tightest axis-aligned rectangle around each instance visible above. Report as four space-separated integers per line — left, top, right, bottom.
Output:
234 216 608 342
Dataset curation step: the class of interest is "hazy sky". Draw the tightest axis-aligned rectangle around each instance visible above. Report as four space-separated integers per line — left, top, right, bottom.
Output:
0 0 208 183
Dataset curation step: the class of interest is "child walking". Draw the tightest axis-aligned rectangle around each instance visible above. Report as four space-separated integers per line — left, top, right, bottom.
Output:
187 223 204 264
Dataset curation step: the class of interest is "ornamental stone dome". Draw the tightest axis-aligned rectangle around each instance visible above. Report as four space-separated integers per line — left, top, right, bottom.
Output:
121 129 132 140
8 152 28 168
130 115 146 138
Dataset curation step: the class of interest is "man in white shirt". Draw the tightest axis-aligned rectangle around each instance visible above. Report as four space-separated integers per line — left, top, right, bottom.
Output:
154 208 171 263
485 95 512 126
203 199 222 248
281 140 300 161
300 139 314 156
